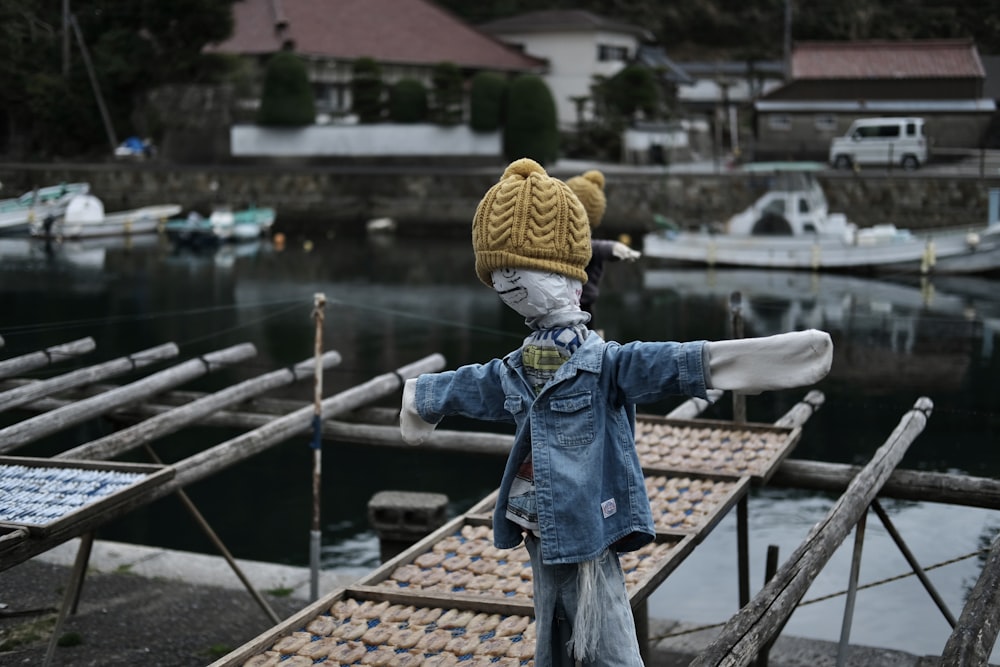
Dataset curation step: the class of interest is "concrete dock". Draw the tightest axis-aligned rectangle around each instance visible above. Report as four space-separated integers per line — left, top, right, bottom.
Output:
0 538 955 666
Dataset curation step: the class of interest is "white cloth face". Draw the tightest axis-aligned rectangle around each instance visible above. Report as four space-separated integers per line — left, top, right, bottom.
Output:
491 268 582 319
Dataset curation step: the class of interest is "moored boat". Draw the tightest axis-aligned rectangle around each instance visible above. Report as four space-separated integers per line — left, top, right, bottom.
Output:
164 205 276 247
641 170 1000 274
210 205 276 242
31 193 181 239
0 183 90 235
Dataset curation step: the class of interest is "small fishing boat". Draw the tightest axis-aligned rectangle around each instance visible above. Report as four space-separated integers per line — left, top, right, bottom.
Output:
0 183 91 235
209 205 276 242
164 205 275 247
641 170 1000 274
31 193 181 239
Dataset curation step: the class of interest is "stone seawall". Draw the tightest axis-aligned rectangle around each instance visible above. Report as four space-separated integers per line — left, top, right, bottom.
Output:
1 162 994 236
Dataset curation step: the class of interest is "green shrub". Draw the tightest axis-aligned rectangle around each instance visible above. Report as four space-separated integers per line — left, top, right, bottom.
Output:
469 71 507 132
605 64 660 119
430 61 464 125
256 51 316 126
502 74 558 165
350 57 384 123
388 78 428 123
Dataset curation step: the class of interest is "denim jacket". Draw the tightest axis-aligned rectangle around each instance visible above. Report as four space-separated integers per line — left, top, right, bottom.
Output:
412 334 709 565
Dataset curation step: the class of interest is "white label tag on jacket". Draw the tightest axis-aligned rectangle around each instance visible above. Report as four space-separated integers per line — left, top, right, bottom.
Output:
601 498 617 518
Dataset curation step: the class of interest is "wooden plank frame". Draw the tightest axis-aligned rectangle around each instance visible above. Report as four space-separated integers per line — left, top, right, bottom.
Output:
0 456 174 537
636 413 802 483
643 471 750 541
0 525 27 553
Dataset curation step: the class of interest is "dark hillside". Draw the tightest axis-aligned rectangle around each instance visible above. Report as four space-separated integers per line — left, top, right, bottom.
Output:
437 0 1000 58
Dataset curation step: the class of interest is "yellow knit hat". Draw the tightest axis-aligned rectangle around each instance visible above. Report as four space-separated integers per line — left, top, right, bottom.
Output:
472 158 591 287
566 170 606 228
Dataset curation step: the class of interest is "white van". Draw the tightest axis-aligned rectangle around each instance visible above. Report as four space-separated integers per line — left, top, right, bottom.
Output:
828 117 928 170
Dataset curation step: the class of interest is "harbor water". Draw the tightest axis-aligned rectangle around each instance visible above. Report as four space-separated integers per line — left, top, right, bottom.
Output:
1 230 999 661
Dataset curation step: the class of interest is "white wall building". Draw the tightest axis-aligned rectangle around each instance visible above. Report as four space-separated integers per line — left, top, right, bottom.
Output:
478 10 653 130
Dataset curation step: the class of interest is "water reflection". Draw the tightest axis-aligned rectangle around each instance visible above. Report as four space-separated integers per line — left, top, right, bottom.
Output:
2 233 999 659
644 268 995 393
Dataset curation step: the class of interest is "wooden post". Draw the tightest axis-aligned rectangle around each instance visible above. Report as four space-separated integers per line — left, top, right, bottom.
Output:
0 337 95 380
310 293 326 602
729 291 746 425
57 351 341 462
143 444 281 625
0 343 178 412
940 533 1000 666
871 499 956 627
690 397 933 667
0 343 256 454
835 509 867 666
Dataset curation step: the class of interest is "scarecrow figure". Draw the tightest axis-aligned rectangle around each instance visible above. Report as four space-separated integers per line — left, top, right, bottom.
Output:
565 169 641 324
401 158 833 666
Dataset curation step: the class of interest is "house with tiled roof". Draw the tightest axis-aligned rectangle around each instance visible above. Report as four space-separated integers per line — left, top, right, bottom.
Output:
207 0 545 120
477 10 653 130
752 39 996 160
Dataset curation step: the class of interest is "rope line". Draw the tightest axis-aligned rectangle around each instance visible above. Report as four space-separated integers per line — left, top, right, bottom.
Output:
652 547 990 640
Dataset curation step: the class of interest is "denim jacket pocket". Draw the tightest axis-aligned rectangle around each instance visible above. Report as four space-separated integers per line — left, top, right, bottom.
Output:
504 395 524 415
549 391 595 448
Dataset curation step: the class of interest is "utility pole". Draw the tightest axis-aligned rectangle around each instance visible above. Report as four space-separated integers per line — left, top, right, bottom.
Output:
783 0 793 79
62 0 70 76
70 13 118 153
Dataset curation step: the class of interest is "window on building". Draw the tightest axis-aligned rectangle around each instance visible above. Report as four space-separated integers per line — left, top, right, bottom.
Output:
768 115 791 131
597 44 628 62
814 115 837 132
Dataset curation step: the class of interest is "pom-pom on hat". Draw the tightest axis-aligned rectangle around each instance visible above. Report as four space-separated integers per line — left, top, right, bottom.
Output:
472 158 592 287
565 170 606 228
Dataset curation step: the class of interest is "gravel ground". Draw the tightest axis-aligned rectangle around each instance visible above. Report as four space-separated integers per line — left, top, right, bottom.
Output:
0 559 304 667
1 557 941 667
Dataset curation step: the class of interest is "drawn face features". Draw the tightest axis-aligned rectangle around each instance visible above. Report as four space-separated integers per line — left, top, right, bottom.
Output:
491 268 580 319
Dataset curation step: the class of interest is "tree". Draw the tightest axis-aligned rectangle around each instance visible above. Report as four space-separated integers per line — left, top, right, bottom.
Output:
604 64 660 120
430 61 464 125
257 51 316 126
350 57 384 123
388 78 428 123
502 74 558 165
469 71 507 132
0 0 238 159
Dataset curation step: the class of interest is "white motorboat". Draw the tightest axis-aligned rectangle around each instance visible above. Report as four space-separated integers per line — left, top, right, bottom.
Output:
642 171 1000 274
31 193 181 239
0 183 90 234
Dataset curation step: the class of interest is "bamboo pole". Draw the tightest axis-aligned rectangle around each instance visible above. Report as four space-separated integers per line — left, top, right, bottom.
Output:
690 396 934 667
0 354 446 572
170 354 445 487
940 533 1000 666
0 343 178 413
17 385 1000 509
0 343 257 454
96 402 1000 511
309 293 326 602
770 460 1000 510
0 337 96 380
57 351 342 462
773 389 825 429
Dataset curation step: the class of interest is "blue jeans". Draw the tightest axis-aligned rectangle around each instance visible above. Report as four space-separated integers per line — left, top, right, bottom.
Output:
524 534 645 666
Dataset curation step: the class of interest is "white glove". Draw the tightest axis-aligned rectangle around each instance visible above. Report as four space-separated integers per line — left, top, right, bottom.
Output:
706 329 833 395
400 378 437 445
612 242 641 262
